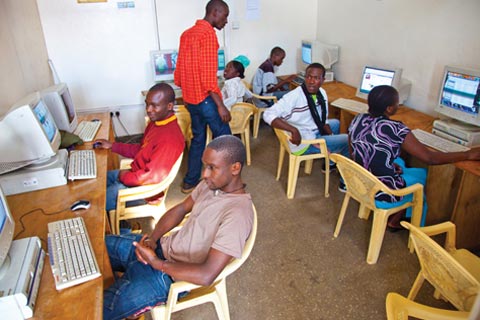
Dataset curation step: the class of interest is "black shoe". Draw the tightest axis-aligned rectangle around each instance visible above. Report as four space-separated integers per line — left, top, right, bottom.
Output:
338 181 347 193
321 163 337 173
181 182 198 194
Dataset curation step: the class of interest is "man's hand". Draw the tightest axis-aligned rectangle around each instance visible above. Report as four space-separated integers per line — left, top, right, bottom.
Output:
393 163 403 175
217 105 231 123
93 139 112 149
133 235 159 266
289 127 302 146
322 124 333 136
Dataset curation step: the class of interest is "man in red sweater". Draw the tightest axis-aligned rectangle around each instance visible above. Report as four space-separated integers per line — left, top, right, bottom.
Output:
95 83 185 212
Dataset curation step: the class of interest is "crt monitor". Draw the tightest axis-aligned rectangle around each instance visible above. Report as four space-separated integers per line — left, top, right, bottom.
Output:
217 48 226 77
301 40 339 69
41 83 78 133
0 185 14 278
0 92 61 175
356 65 412 104
435 65 480 127
151 50 178 82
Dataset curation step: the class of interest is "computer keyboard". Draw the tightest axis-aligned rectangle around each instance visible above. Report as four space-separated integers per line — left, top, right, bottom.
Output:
74 120 101 142
411 129 471 153
292 75 304 86
47 217 101 290
68 150 97 180
331 98 369 114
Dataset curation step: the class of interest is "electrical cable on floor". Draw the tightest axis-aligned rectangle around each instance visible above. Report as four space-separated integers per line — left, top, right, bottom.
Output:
110 113 119 138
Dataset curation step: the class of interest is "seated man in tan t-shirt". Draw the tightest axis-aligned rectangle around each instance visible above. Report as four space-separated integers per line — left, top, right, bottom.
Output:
103 135 254 320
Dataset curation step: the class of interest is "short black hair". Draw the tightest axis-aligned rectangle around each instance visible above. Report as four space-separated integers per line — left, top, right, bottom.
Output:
230 60 245 79
367 85 399 117
270 46 285 57
306 63 326 77
148 83 175 104
207 135 246 168
206 0 228 15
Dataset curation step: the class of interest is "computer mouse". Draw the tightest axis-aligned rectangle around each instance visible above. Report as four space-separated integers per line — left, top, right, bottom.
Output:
91 119 100 122
93 142 101 149
70 200 91 211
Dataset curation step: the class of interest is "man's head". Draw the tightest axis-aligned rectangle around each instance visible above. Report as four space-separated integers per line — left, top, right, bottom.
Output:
224 60 245 80
145 83 175 122
304 63 326 94
270 47 286 66
201 135 246 191
205 0 229 30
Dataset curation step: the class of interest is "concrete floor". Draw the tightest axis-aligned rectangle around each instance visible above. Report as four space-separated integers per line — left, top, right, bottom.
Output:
128 123 456 320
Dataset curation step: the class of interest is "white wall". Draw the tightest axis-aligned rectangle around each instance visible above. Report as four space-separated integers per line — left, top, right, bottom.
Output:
317 0 480 115
36 0 318 135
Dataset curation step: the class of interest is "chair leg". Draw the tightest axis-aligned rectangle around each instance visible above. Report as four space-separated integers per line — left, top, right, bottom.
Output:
253 110 261 139
287 155 301 199
108 210 117 234
358 204 371 220
366 211 389 264
276 147 285 181
324 166 330 198
304 159 313 174
212 280 230 320
334 194 351 237
244 129 251 166
407 272 425 301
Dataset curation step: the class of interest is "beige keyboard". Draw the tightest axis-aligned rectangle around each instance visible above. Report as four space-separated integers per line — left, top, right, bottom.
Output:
412 129 470 153
74 120 101 142
68 150 97 180
331 98 368 114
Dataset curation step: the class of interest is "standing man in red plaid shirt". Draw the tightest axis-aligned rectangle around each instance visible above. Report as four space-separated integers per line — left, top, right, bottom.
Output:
175 0 232 194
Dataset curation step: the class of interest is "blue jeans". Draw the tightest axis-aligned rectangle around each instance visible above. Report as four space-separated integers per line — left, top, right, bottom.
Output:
103 234 173 320
184 96 231 185
106 170 145 212
375 158 428 226
302 119 349 158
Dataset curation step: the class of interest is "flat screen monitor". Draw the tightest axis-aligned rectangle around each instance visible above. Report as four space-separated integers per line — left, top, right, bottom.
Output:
0 93 61 175
151 50 178 82
41 83 78 133
0 185 14 278
301 40 339 69
435 65 480 127
355 65 412 104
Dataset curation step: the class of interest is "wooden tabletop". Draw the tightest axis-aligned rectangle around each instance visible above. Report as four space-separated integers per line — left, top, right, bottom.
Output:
7 113 113 319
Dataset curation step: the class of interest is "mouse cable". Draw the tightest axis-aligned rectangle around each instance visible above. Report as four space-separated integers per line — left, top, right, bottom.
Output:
14 207 69 246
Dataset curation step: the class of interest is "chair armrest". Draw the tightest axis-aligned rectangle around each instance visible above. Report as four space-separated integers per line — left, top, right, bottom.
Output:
117 178 171 203
120 158 133 170
420 221 457 252
251 93 278 102
386 182 423 197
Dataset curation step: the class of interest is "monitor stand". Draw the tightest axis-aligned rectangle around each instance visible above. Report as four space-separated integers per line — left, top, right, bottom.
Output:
0 149 68 195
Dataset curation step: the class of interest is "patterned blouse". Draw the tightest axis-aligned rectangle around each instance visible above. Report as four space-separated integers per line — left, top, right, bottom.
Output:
348 113 411 202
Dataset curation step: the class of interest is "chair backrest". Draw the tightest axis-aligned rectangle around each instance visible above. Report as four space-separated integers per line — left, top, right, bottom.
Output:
229 102 255 134
174 105 192 144
386 292 470 320
213 205 258 281
330 153 395 209
273 128 293 152
402 221 480 311
117 153 183 203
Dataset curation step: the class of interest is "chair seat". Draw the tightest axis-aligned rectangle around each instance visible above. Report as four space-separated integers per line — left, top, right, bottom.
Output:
451 249 480 281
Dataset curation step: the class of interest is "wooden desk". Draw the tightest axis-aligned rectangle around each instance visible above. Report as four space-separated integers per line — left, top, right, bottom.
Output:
7 113 114 319
316 81 480 250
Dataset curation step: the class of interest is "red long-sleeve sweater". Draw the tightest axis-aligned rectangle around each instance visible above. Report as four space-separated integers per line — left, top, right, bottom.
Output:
111 115 184 187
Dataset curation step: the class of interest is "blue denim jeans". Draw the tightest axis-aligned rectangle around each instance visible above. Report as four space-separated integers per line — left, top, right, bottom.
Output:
302 119 349 158
103 234 173 320
184 96 231 185
106 170 145 212
375 158 428 226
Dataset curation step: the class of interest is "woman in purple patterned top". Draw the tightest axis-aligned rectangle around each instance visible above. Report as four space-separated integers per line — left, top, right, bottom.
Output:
348 85 480 229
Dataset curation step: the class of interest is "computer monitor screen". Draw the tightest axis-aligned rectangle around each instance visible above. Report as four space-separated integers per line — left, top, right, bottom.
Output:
0 185 15 276
435 66 480 127
41 83 78 133
300 40 339 69
355 65 408 101
0 93 61 174
151 50 178 82
217 48 226 77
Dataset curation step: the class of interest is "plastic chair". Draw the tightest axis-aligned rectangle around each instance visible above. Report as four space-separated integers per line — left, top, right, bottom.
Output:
386 292 470 320
241 80 277 139
150 205 258 320
174 105 193 149
329 153 423 264
273 128 330 199
206 103 255 165
401 221 480 311
108 153 183 235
